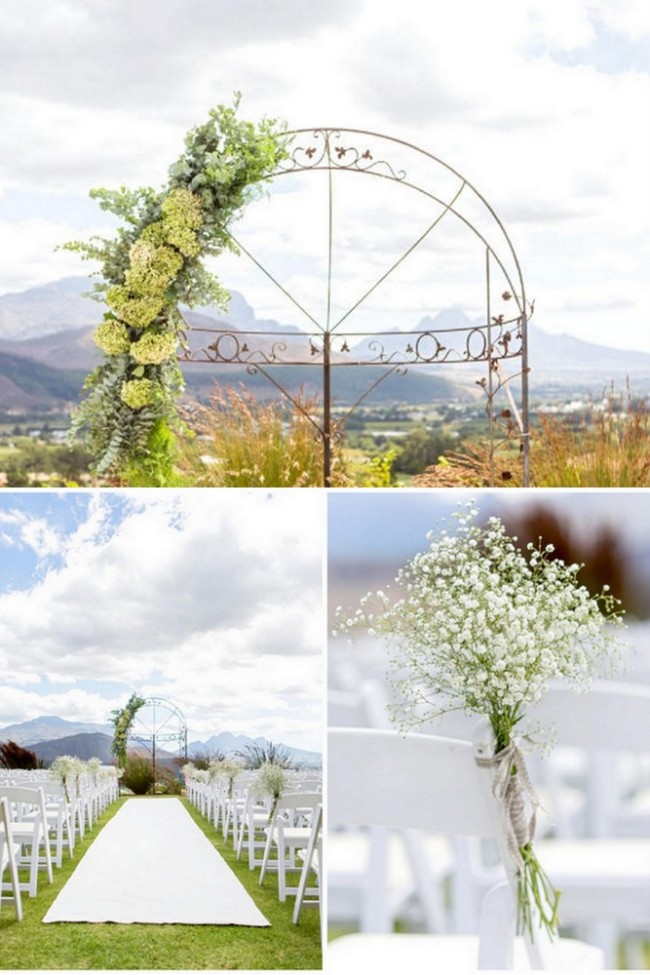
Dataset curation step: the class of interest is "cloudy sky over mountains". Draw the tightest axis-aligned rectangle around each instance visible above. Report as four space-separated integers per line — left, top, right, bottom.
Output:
0 490 324 751
0 0 647 350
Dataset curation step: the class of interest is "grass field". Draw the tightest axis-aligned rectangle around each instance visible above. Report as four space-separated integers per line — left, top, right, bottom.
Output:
0 795 322 970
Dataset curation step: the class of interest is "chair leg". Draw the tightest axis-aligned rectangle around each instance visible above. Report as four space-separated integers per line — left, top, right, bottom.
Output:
292 857 313 924
43 826 53 884
54 817 64 869
28 841 39 897
259 829 274 886
277 836 287 902
1 850 24 921
236 816 246 859
249 822 262 870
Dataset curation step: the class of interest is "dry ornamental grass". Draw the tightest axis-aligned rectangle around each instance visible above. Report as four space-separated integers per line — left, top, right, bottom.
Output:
179 383 349 487
415 386 650 489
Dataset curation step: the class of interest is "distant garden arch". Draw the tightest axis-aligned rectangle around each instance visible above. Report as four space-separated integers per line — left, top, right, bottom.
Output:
127 697 188 786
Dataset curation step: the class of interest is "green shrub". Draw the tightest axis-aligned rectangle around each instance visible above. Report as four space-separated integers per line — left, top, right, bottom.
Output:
121 754 154 795
154 765 183 795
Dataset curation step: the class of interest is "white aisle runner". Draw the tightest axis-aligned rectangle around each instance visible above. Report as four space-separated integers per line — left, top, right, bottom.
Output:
43 797 270 926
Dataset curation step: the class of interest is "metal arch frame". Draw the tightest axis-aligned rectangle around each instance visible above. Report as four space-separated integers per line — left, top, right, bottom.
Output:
127 696 188 788
178 127 531 486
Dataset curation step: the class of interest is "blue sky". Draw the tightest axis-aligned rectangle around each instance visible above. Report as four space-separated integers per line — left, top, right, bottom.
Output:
328 488 650 563
0 0 648 350
327 487 650 630
328 489 650 689
0 490 325 752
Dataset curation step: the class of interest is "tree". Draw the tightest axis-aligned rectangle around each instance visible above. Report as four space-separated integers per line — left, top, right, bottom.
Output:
394 427 458 475
0 739 43 769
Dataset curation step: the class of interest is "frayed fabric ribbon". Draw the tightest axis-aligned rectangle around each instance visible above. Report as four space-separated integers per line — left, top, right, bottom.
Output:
475 737 541 870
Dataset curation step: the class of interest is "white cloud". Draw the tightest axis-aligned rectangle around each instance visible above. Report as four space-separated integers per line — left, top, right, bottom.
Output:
0 0 647 349
594 0 650 39
0 491 325 751
0 216 109 293
0 686 116 726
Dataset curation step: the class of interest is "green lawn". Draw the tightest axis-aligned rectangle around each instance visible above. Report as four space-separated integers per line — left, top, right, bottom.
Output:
0 796 322 970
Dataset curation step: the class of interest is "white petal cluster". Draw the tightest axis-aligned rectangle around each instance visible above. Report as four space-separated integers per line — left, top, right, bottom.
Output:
336 504 625 731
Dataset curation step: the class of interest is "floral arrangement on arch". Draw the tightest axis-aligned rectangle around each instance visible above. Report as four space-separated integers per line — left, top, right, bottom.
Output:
335 502 626 939
65 95 288 485
109 693 146 769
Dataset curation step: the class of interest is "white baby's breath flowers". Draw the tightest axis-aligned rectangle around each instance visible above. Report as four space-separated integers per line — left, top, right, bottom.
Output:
335 503 626 940
336 502 625 749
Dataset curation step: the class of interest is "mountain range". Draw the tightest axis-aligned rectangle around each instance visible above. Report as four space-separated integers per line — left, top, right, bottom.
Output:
0 278 459 408
1 277 649 411
0 714 321 768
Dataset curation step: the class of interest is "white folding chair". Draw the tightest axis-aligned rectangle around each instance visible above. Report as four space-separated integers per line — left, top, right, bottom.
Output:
327 727 603 972
0 797 23 921
41 779 75 868
259 792 322 902
522 681 650 965
236 786 272 869
329 679 455 935
293 801 322 924
0 786 53 898
221 772 255 844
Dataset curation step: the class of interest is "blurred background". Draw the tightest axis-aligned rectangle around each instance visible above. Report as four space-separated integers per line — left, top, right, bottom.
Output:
327 489 650 969
329 488 650 682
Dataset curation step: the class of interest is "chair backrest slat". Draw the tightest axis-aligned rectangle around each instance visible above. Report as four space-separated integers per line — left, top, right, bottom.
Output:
329 728 501 838
526 681 650 751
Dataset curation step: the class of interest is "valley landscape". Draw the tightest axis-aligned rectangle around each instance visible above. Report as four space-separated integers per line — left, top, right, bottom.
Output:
1 277 649 488
0 713 322 768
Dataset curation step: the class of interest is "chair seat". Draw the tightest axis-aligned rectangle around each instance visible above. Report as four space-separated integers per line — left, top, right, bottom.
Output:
268 825 311 846
326 932 604 972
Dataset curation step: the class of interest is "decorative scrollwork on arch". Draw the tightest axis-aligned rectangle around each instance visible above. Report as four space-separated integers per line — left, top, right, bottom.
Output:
182 126 530 486
279 128 407 182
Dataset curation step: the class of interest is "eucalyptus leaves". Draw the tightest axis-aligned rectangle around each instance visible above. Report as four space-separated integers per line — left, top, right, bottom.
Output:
66 97 288 484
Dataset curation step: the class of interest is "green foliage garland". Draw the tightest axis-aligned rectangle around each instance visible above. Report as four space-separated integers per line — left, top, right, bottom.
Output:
66 97 288 484
110 693 146 768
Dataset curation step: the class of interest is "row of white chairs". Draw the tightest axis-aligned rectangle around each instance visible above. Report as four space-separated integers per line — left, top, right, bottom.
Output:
0 768 119 831
0 766 120 921
328 672 650 970
185 766 322 925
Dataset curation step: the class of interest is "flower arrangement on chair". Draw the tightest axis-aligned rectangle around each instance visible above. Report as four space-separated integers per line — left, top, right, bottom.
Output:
335 501 626 940
255 762 290 823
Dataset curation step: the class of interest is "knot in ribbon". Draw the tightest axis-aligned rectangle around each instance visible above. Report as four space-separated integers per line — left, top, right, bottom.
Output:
475 737 541 870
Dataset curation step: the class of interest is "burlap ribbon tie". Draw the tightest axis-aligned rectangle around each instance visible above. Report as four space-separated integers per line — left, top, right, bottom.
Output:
475 738 541 870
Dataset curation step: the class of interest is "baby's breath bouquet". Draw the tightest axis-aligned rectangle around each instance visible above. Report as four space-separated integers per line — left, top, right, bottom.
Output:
50 755 86 802
255 762 290 822
209 758 243 798
336 503 625 940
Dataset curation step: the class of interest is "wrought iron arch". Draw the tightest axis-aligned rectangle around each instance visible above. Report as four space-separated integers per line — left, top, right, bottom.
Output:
179 128 531 486
128 697 188 787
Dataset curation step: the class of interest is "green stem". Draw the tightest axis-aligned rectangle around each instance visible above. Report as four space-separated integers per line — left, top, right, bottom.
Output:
489 707 561 942
518 843 561 941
